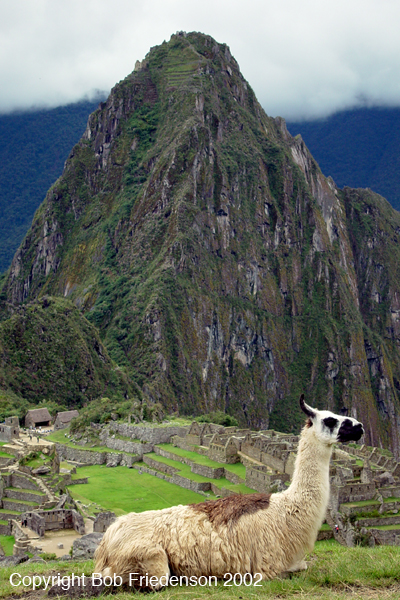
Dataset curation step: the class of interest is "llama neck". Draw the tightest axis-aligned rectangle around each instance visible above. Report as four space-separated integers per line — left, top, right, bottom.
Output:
287 426 333 509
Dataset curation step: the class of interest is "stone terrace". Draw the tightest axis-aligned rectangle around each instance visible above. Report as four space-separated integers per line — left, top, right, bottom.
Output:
52 418 400 547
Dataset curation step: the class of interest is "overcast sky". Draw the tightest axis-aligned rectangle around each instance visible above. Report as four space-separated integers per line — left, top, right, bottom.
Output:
1 0 400 120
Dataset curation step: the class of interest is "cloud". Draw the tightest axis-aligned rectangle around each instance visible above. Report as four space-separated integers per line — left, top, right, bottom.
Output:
1 0 400 119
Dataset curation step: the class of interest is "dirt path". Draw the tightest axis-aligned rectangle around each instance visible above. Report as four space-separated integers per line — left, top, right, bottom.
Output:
19 429 55 448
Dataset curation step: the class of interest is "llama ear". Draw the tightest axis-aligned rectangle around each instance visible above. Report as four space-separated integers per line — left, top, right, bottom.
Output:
299 394 316 419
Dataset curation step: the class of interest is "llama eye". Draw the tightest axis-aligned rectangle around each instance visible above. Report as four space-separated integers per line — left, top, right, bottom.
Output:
323 417 338 430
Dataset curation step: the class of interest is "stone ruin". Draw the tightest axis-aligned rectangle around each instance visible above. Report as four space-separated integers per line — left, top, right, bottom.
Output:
82 417 400 546
170 421 400 546
0 443 89 548
171 423 299 491
13 414 400 549
0 416 20 443
93 511 116 533
22 508 85 538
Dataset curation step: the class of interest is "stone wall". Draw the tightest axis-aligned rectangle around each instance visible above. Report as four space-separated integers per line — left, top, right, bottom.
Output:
0 521 11 535
260 451 285 472
195 445 210 455
155 446 187 464
171 435 195 451
133 464 211 494
191 463 225 479
380 485 400 498
23 509 85 536
143 455 179 475
5 416 19 428
154 446 228 479
171 474 211 492
72 510 85 534
358 515 400 527
224 470 245 485
210 483 233 497
208 444 227 463
241 441 261 462
393 463 400 477
105 437 152 456
245 467 270 493
369 529 400 546
56 444 107 464
119 454 141 468
0 424 19 442
67 477 89 486
185 433 201 446
5 488 44 503
2 498 40 512
0 445 20 457
10 472 50 499
23 511 45 537
93 512 116 533
55 444 141 467
335 482 376 504
108 423 189 444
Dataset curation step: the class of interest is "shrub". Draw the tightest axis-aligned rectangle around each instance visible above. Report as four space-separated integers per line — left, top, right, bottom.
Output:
196 411 238 427
40 552 57 560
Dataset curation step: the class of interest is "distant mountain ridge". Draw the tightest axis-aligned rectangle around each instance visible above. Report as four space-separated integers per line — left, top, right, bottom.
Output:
287 107 400 212
0 97 105 272
1 32 400 456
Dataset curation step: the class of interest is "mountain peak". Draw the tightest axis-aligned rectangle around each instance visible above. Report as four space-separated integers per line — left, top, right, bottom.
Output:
2 34 400 455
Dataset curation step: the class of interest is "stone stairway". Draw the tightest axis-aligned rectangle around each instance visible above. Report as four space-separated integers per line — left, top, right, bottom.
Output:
338 493 400 546
0 470 53 533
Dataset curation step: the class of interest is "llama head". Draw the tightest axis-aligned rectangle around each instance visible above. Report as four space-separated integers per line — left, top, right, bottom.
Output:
299 394 364 445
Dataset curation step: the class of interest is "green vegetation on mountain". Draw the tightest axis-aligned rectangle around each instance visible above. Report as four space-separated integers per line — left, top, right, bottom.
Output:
1 32 400 453
0 296 132 416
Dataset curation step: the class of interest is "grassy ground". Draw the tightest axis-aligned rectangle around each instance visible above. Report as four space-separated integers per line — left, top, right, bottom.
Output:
0 535 14 556
48 429 143 457
7 487 45 497
0 542 399 599
67 465 210 516
23 455 49 468
47 428 137 455
157 444 247 477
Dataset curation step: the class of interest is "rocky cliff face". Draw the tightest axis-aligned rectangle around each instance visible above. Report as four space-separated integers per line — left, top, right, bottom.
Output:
2 32 400 454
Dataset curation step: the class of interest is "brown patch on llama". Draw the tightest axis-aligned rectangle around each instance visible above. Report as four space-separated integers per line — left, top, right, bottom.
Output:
190 493 271 527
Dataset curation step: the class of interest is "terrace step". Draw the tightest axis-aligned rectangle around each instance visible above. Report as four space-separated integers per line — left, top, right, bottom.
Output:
339 501 381 516
358 515 400 527
4 487 45 503
366 523 400 545
0 508 22 520
1 498 40 512
382 497 400 511
379 486 400 499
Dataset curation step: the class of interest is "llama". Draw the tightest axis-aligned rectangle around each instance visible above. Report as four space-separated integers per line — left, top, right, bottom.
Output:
94 395 364 588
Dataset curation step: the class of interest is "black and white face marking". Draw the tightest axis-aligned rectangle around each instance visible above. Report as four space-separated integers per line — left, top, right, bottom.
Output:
323 416 339 431
337 418 364 443
299 395 364 445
